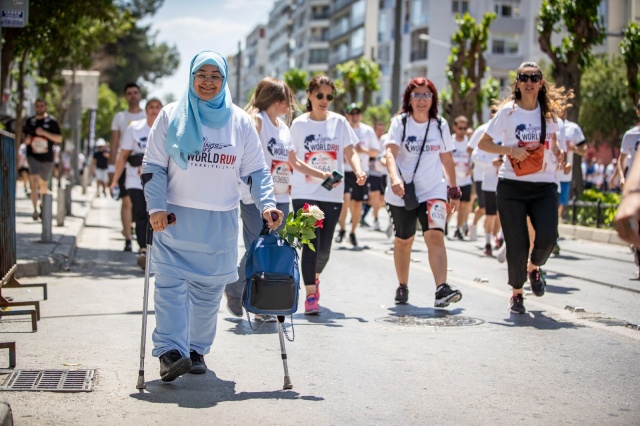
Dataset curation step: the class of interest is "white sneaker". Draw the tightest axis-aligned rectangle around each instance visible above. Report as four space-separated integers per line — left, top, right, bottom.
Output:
373 219 381 231
468 224 477 241
496 244 507 263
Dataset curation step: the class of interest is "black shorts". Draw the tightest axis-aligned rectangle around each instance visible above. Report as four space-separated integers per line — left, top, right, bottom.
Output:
344 171 370 201
118 173 128 198
483 190 497 215
368 175 384 193
475 181 485 208
387 200 447 239
460 184 472 202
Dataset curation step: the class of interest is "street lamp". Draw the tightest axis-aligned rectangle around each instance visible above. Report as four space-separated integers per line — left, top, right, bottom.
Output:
418 33 452 49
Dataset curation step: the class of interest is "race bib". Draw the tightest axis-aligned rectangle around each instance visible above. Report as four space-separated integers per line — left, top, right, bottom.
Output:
31 136 48 154
304 151 337 183
427 199 447 230
271 159 292 195
454 161 469 179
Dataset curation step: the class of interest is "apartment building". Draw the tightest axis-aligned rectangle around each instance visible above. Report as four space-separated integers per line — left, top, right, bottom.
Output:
242 24 268 106
267 0 294 79
328 0 379 73
290 0 331 75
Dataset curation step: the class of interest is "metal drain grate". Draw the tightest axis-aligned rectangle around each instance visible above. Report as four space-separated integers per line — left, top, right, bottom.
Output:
377 315 485 327
0 369 95 392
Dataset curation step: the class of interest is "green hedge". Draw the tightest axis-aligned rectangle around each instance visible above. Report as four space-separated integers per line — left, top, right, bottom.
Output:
567 189 620 228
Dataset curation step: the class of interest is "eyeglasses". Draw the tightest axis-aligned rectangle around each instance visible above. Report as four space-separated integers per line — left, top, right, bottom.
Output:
457 127 468 131
410 92 433 100
193 73 223 83
315 93 334 101
517 73 542 83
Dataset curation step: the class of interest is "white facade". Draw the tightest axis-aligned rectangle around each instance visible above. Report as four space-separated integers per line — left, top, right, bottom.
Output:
290 0 331 75
242 24 269 106
267 0 293 79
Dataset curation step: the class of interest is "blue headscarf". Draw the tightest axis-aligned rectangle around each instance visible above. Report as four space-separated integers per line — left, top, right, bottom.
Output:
165 51 233 169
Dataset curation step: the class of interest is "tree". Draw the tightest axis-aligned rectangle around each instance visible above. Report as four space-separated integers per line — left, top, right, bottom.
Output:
475 76 500 125
444 12 495 125
537 0 606 198
335 57 381 113
82 83 127 142
537 0 606 122
283 68 309 110
362 101 392 130
620 22 640 105
579 55 637 153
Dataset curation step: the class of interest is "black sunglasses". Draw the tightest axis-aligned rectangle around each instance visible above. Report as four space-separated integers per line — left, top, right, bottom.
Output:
517 73 542 83
315 93 334 101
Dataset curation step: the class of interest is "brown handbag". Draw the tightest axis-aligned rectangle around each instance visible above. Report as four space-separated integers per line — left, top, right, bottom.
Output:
508 108 546 177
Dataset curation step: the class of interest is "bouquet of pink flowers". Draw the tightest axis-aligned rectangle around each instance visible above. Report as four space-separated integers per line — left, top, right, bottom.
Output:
279 203 325 251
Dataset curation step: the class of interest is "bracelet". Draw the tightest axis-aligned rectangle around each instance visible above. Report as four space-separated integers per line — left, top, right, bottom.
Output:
448 186 462 200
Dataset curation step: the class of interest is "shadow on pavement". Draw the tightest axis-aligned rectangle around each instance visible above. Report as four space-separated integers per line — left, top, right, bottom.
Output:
490 310 585 330
386 304 465 317
130 372 323 407
295 306 367 326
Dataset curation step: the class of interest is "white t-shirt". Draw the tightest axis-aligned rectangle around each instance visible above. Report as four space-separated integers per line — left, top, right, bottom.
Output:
485 101 560 183
144 103 267 211
289 112 358 203
472 135 501 192
241 111 293 204
111 110 147 136
120 119 150 190
373 133 389 176
344 123 377 173
451 134 472 186
18 144 28 168
563 120 586 149
555 118 572 184
467 122 490 182
384 115 454 206
620 125 640 178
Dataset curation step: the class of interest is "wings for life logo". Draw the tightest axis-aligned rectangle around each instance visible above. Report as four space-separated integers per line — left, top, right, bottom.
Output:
137 136 148 151
404 135 440 154
303 134 339 152
514 123 543 149
188 136 236 169
266 137 288 158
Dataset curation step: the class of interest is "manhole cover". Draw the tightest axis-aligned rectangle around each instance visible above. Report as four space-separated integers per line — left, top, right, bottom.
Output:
377 315 484 327
0 369 95 392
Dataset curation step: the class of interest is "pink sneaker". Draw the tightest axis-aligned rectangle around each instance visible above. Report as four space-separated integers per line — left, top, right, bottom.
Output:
304 294 320 315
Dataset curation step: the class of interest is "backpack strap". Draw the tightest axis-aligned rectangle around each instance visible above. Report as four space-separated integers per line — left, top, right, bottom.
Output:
401 113 407 143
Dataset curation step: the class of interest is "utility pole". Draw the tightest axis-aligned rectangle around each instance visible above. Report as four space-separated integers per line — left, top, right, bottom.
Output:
391 0 402 114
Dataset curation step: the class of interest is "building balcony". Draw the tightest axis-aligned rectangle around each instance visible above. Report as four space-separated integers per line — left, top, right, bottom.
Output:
490 17 526 34
410 50 427 61
331 0 355 14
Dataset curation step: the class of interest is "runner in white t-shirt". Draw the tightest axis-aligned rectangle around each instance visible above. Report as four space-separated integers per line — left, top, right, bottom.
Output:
223 77 296 322
384 77 463 309
467 121 490 242
335 103 378 247
110 83 146 252
111 98 163 269
478 61 567 315
448 115 473 240
289 75 366 315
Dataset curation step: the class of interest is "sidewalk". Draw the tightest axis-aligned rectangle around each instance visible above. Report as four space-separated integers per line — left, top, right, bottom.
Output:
14 182 97 278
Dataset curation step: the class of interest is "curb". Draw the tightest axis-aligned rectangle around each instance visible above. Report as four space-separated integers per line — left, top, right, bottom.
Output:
558 223 626 246
0 401 13 426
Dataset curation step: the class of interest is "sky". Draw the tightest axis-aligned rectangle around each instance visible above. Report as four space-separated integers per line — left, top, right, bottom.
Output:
141 0 274 101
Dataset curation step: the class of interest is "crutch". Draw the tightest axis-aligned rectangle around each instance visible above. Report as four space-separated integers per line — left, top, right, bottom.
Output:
277 315 293 389
136 213 175 390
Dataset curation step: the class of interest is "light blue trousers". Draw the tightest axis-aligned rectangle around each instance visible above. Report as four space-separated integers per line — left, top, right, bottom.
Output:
151 273 226 357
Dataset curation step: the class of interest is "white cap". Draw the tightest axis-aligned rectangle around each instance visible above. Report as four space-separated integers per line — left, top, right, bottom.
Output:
96 138 106 147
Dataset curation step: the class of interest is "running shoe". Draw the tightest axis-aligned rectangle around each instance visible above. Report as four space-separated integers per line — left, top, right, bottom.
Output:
304 294 320 314
349 232 358 247
254 314 277 322
483 243 492 257
373 219 381 231
528 268 546 297
454 229 464 241
136 250 146 270
394 285 409 304
335 229 345 243
360 218 370 228
434 283 462 307
124 239 132 252
496 244 507 263
469 224 477 241
462 222 469 236
494 236 504 249
509 293 526 314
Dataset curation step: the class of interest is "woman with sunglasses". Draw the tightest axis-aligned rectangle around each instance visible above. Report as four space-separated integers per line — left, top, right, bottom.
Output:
289 75 367 314
385 77 463 308
478 61 566 314
142 51 283 382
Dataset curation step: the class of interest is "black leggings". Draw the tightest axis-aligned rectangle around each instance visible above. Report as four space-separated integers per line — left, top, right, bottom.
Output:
292 199 342 286
128 188 149 250
497 179 558 289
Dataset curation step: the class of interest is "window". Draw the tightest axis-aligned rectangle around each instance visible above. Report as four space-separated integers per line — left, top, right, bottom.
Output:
491 33 519 55
494 0 520 18
309 49 328 64
411 0 430 27
452 0 469 14
351 27 365 57
351 0 366 26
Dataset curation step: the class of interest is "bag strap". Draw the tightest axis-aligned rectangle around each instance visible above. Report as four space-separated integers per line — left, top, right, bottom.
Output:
540 107 546 147
399 116 431 183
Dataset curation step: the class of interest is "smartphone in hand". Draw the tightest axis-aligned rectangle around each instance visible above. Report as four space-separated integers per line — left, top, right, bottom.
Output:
321 170 344 191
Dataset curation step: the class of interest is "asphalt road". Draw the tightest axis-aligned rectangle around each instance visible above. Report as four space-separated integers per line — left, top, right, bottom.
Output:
2 197 639 425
